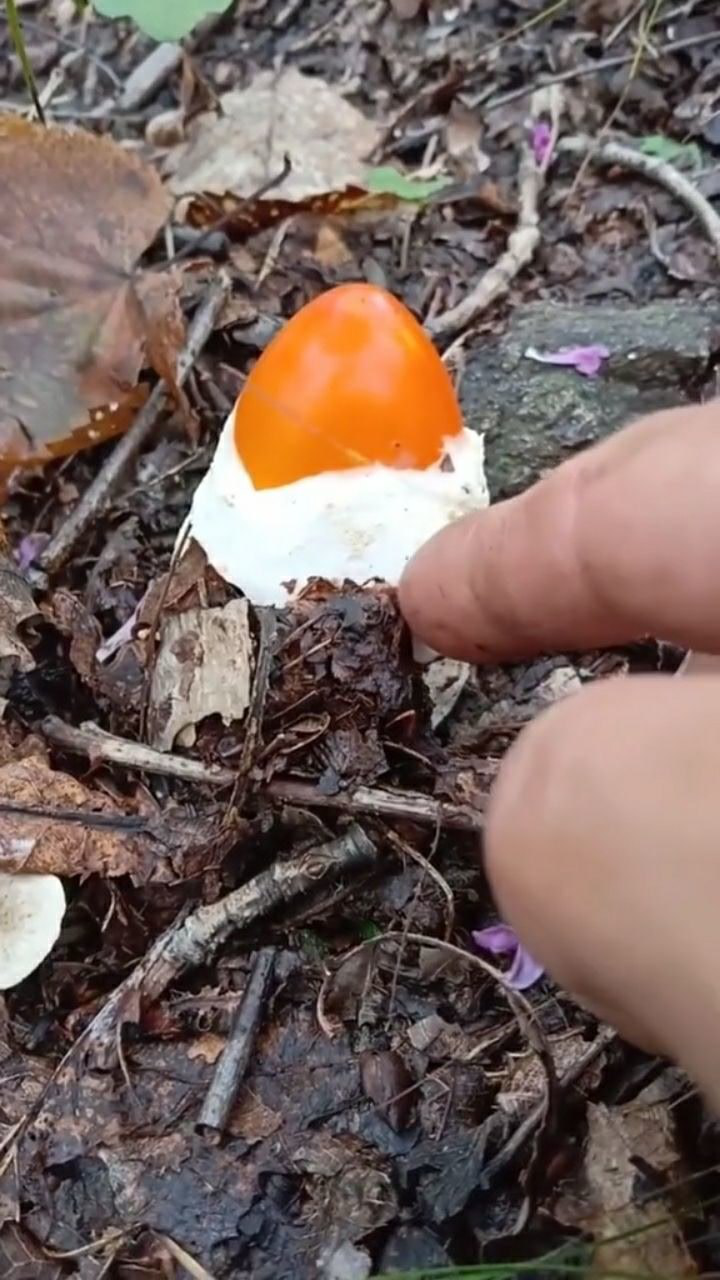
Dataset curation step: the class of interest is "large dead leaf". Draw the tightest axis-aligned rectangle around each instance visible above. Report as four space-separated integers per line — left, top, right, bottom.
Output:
169 68 380 202
0 117 183 468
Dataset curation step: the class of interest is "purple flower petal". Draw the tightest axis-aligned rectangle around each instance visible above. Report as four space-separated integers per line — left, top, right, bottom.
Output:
471 924 518 956
506 945 546 991
524 344 610 378
14 533 50 572
531 121 553 168
472 923 544 991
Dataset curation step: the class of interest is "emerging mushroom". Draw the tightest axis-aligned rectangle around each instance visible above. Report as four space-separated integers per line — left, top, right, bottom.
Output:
184 283 488 604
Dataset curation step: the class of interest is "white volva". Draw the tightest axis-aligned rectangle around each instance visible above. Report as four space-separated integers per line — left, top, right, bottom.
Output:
184 412 489 606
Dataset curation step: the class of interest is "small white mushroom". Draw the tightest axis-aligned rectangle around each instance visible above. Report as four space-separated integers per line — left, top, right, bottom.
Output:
0 873 65 989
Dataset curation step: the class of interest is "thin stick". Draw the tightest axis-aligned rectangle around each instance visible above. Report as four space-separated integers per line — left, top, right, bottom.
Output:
318 930 558 1130
482 1025 616 1182
227 607 277 813
559 134 720 260
385 821 446 1022
42 716 238 788
427 140 543 339
0 13 122 87
266 777 484 832
70 824 377 1069
38 274 231 578
483 31 718 114
198 947 276 1132
565 0 664 204
42 716 485 831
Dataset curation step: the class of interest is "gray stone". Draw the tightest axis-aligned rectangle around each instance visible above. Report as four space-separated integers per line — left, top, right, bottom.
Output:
460 300 720 498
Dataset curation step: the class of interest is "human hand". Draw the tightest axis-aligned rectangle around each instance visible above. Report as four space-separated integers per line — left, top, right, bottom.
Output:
399 401 720 1105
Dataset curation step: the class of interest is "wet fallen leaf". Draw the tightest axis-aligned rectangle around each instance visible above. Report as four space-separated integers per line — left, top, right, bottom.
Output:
231 1089 283 1143
359 1049 415 1132
0 1224 63 1279
0 116 184 468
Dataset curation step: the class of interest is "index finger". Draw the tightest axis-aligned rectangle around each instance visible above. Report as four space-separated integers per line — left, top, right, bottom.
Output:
399 401 720 662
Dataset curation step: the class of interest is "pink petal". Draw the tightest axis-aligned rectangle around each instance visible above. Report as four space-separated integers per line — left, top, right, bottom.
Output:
525 344 610 378
531 121 553 168
472 923 544 991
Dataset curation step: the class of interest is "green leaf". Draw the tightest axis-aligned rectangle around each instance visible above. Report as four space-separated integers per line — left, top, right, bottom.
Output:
93 0 234 40
356 919 381 941
366 165 450 202
637 134 702 169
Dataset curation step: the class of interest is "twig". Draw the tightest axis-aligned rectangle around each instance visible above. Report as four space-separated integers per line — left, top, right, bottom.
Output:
42 716 237 788
384 821 446 1021
198 947 276 1132
559 134 720 260
0 13 122 87
38 274 231 579
65 824 377 1070
482 31 718 114
427 140 543 340
319 931 555 1063
156 1237 218 1280
565 0 664 205
482 1025 616 1183
266 777 484 832
42 716 485 830
228 607 277 812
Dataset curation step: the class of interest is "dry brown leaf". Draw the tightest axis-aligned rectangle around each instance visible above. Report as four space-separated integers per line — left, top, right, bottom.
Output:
230 1089 282 1143
554 1098 695 1277
0 755 223 884
0 117 184 468
0 756 140 878
170 67 380 202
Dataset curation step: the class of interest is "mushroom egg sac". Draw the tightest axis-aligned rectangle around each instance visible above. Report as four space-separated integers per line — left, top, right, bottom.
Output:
185 283 488 605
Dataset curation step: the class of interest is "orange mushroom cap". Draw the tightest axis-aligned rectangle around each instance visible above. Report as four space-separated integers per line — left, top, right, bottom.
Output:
232 283 463 490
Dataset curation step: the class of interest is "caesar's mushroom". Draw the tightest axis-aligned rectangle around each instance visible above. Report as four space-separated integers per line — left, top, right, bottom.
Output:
0 873 65 989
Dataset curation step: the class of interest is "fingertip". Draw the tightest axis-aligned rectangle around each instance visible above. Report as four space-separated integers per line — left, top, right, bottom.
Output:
399 509 500 662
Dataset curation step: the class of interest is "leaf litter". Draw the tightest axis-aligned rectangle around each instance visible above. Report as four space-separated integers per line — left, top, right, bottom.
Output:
0 0 719 1275
0 116 185 471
